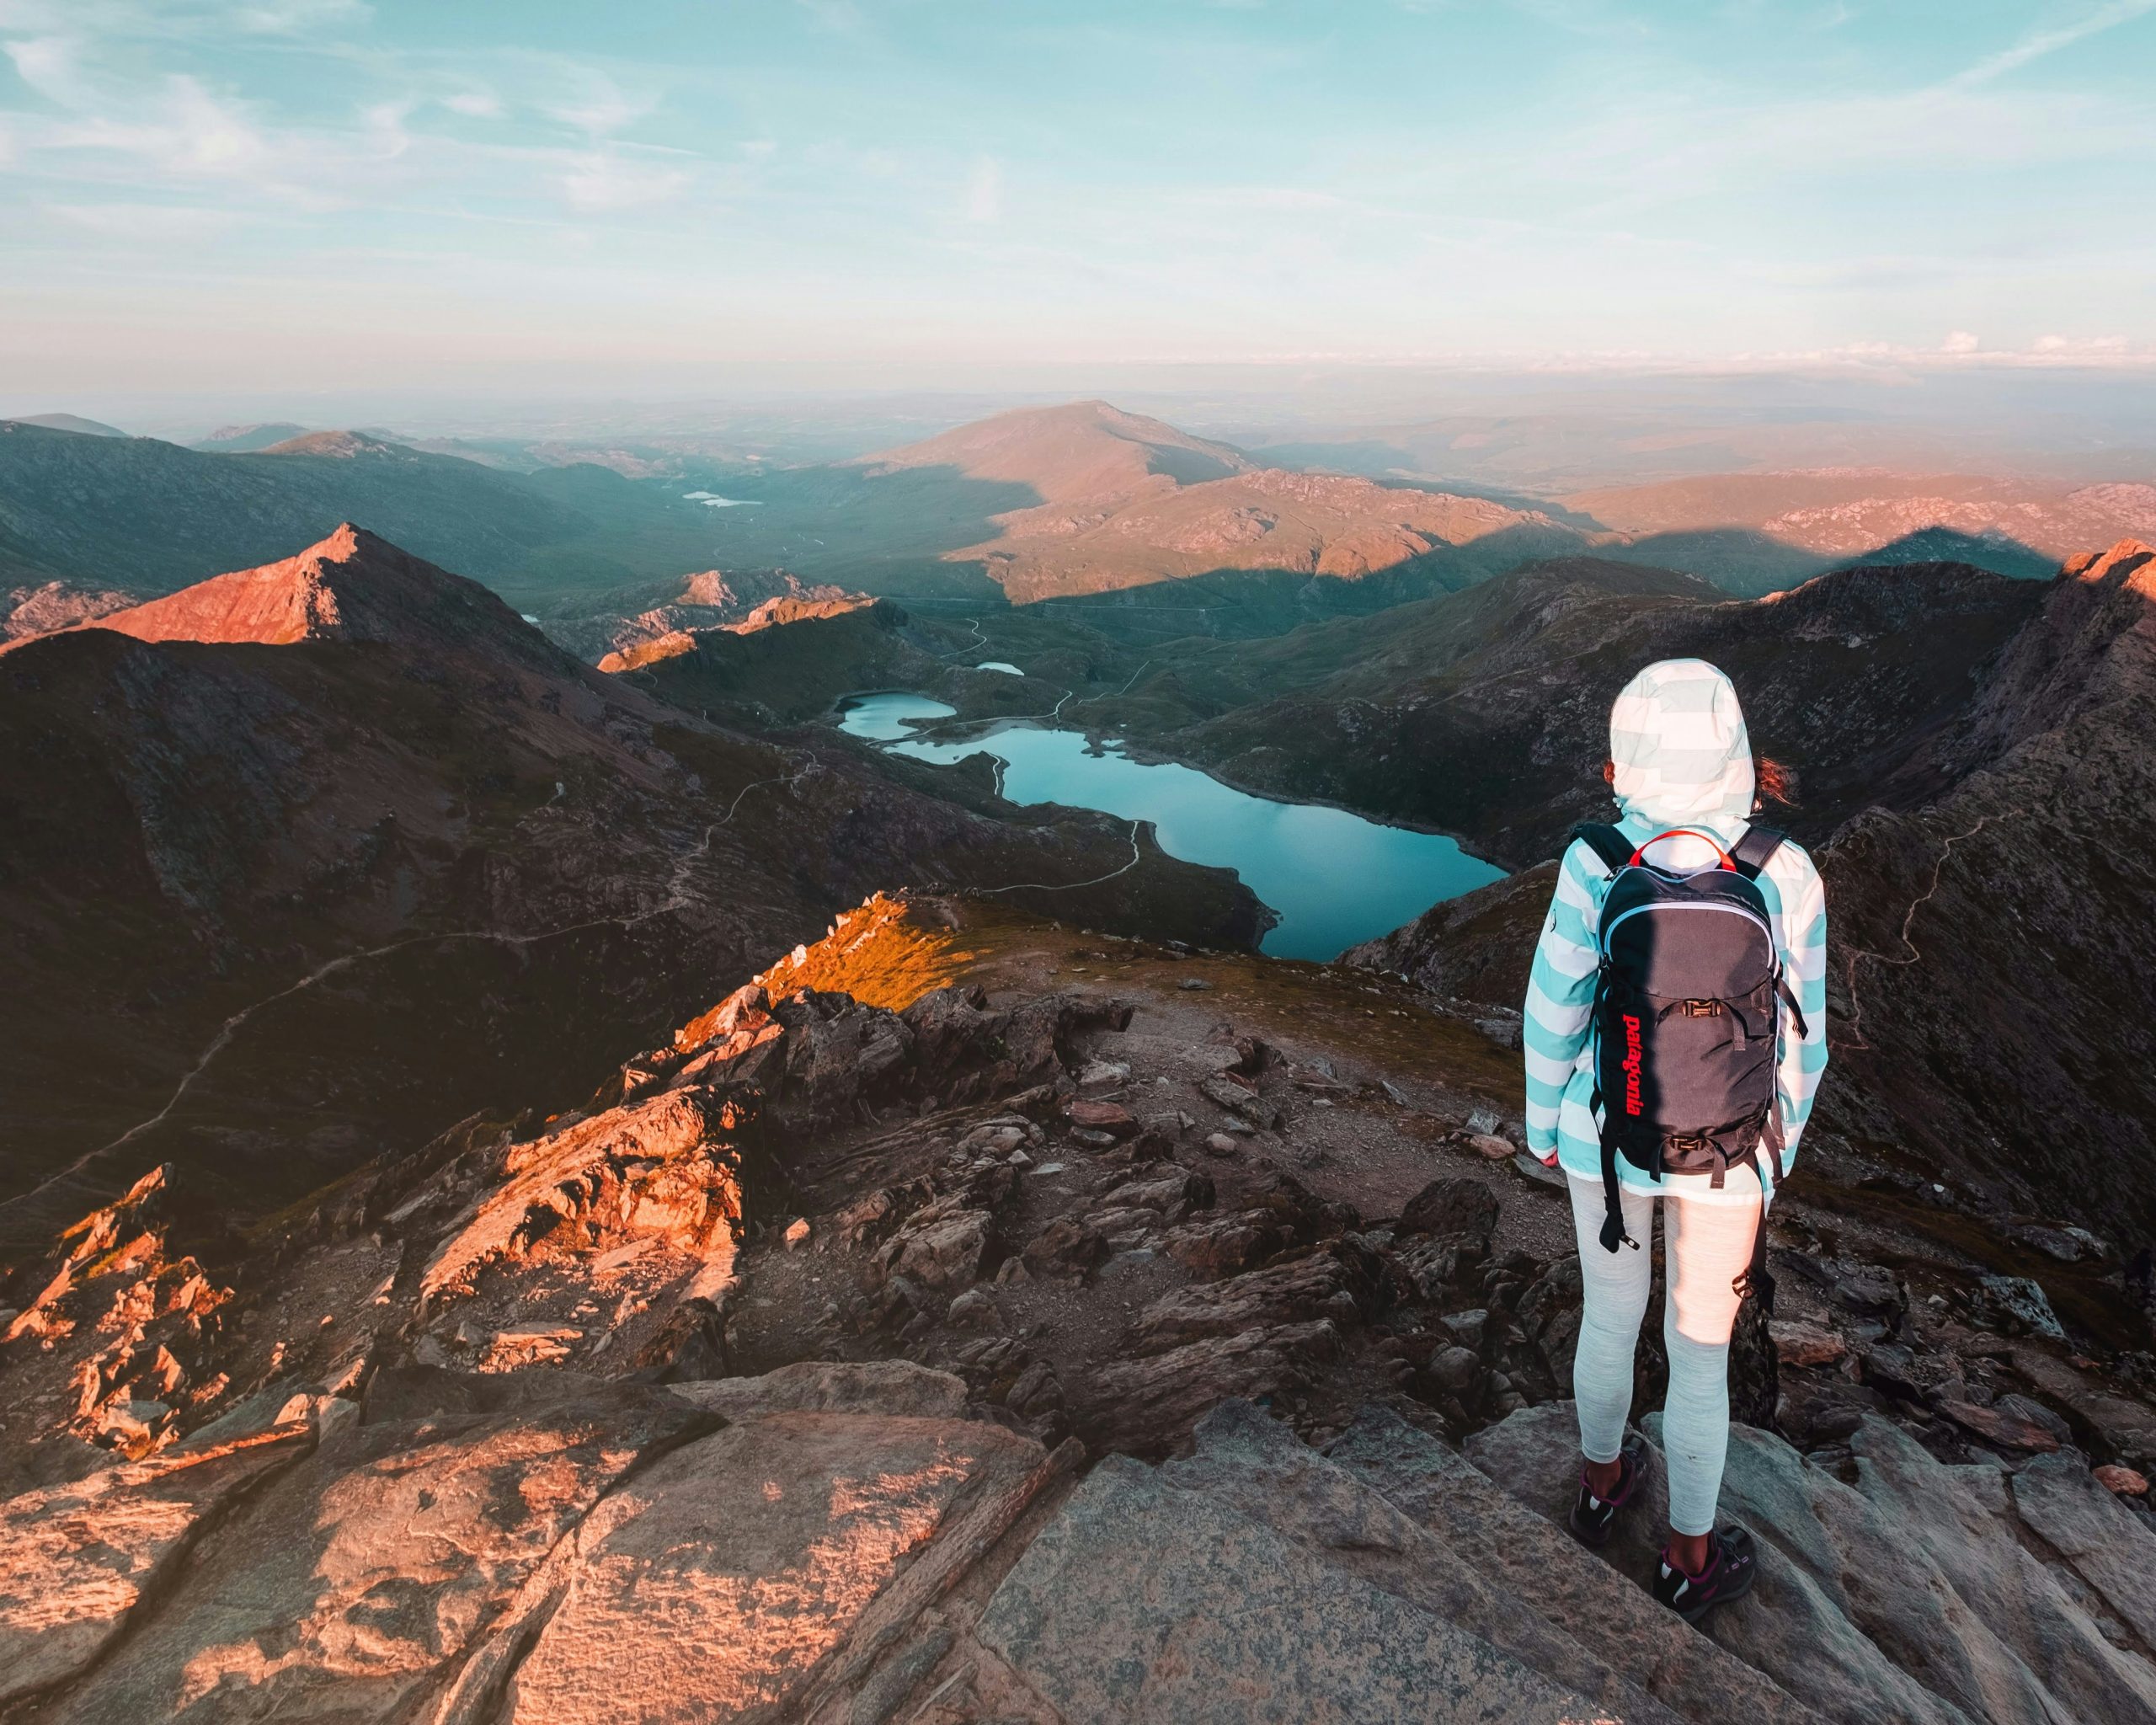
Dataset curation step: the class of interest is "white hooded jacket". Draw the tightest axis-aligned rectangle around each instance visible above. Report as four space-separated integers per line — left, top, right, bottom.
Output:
1521 660 1829 1202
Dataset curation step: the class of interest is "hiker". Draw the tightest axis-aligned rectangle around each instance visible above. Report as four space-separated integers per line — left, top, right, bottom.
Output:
1522 659 1828 1622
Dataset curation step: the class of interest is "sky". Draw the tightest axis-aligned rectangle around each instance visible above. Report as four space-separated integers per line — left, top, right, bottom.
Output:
3 0 2154 401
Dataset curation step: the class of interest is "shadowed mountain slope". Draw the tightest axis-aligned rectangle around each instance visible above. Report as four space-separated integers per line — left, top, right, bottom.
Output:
1097 554 2042 865
0 530 1260 1256
0 420 593 591
1347 540 2156 1242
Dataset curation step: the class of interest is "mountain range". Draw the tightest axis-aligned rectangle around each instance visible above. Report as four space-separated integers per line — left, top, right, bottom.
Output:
0 524 1258 1258
8 401 2121 662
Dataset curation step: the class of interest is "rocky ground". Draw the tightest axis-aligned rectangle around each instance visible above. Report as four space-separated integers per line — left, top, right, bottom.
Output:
5 893 2153 1722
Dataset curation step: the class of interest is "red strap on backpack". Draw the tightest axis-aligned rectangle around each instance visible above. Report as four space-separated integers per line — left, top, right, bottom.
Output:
1630 829 1737 870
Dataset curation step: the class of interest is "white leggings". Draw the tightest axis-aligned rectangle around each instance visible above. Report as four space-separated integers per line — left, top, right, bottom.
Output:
1566 1174 1759 1537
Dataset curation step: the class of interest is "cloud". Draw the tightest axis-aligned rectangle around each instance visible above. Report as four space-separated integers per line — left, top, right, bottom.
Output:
559 151 689 212
4 34 84 104
740 137 777 158
963 155 1001 223
1950 0 2156 88
1942 329 1980 354
444 89 503 120
547 73 654 138
229 0 372 32
47 199 241 240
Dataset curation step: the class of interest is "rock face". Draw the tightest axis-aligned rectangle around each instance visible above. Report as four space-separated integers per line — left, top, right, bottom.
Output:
5 894 2156 1722
1465 1401 2156 1725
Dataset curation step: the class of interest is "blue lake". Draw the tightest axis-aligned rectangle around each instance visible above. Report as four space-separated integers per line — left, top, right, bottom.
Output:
838 692 1505 961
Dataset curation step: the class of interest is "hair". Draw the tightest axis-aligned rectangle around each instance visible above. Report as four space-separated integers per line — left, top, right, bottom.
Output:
1755 755 1797 808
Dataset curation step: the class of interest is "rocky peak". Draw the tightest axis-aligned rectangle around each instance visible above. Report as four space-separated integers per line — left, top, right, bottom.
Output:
2063 536 2156 590
77 522 571 670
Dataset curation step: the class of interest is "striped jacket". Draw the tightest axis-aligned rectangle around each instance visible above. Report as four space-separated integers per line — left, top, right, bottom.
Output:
1523 660 1829 1203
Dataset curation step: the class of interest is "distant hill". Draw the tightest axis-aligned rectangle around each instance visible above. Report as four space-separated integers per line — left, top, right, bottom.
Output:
4 413 127 438
191 421 312 452
1570 470 2156 590
861 400 1588 606
0 419 605 592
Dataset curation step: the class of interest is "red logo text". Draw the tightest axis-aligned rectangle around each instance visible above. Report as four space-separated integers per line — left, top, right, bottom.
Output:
1621 1013 1644 1115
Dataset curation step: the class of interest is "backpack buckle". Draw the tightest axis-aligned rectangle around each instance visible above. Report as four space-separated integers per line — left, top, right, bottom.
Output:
1680 999 1722 1017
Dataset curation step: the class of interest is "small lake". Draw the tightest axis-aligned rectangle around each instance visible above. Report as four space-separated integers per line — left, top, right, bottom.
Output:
838 692 1504 961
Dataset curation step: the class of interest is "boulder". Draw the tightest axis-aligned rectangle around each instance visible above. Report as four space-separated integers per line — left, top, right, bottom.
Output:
1068 1098 1139 1138
32 1385 710 1722
2011 1451 2156 1649
1327 1405 1816 1725
483 1410 1047 1723
1075 1322 1342 1455
1398 1178 1500 1250
1131 1241 1382 1353
886 1209 991 1291
1770 1320 1849 1369
0 1431 306 1709
1464 1401 2156 1725
977 1452 1597 1724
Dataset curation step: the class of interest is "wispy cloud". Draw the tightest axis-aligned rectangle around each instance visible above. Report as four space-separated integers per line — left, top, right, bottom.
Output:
1949 0 2156 87
559 151 688 212
230 0 371 34
545 72 654 138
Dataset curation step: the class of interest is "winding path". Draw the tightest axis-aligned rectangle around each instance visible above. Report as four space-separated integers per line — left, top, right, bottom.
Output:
1842 808 2020 1051
8 750 826 1217
973 820 1147 895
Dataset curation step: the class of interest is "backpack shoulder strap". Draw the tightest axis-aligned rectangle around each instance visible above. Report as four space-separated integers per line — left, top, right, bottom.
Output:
1730 824 1787 881
1568 822 1632 878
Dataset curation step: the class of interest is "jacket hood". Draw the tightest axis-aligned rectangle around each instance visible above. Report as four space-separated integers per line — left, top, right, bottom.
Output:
1609 659 1755 827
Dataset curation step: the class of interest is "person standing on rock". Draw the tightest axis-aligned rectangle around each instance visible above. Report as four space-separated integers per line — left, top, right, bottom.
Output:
1522 658 1828 1623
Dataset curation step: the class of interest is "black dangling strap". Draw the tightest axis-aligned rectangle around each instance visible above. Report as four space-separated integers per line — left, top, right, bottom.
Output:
1775 972 1809 1040
1598 1132 1637 1253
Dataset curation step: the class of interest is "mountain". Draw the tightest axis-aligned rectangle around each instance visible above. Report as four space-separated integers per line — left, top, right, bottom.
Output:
191 422 312 453
0 527 1259 1258
1341 540 2156 1245
0 419 597 592
2 413 128 438
862 400 1589 607
1088 554 2042 865
55 521 565 670
1572 470 2156 594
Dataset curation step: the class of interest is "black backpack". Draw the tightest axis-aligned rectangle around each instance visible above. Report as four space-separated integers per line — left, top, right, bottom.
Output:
1572 822 1810 1301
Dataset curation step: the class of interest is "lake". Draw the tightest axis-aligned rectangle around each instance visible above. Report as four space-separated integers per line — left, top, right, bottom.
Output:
838 692 1504 961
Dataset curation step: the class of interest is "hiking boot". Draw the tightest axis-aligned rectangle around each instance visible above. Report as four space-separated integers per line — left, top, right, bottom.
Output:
1567 1436 1648 1548
1654 1526 1758 1625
